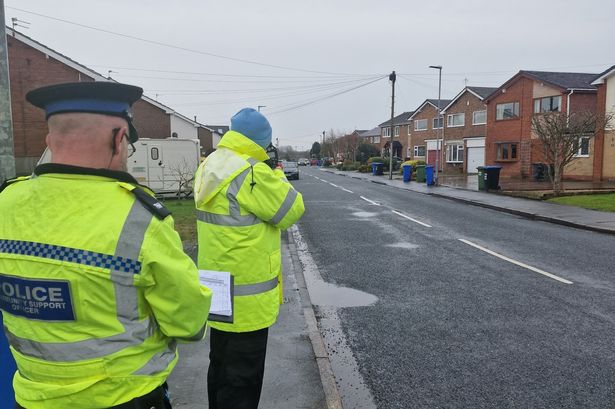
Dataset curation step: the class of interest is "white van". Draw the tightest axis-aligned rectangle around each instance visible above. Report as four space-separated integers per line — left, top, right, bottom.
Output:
128 138 200 197
39 138 201 197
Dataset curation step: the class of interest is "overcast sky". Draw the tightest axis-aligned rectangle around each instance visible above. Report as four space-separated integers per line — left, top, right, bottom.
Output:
6 0 615 149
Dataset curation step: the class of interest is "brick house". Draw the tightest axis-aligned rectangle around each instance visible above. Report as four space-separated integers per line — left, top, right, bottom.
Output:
378 111 414 159
7 30 207 174
440 87 497 173
407 100 451 166
199 125 229 155
483 70 598 180
590 65 615 182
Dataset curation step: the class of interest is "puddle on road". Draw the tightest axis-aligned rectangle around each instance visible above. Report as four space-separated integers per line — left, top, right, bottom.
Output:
291 226 377 409
305 277 378 307
385 242 419 249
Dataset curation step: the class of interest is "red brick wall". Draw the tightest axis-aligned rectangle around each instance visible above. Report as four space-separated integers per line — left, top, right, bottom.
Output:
132 100 171 139
486 77 534 178
7 34 95 169
592 84 607 181
442 91 488 173
408 104 440 163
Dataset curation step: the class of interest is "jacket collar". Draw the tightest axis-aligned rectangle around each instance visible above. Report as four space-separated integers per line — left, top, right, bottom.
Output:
217 130 269 162
35 163 141 185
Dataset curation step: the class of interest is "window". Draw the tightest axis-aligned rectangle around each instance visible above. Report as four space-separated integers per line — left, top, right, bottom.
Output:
575 136 590 157
408 124 412 134
414 119 428 131
496 102 520 120
151 147 159 160
496 143 518 161
433 117 443 129
372 136 380 144
473 110 487 125
447 113 465 127
446 144 464 163
534 96 562 113
414 145 426 157
382 126 399 137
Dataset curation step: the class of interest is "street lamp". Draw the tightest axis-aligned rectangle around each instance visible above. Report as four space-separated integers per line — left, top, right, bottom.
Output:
429 65 442 185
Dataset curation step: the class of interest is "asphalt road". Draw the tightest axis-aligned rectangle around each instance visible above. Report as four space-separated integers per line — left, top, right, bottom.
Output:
293 166 615 409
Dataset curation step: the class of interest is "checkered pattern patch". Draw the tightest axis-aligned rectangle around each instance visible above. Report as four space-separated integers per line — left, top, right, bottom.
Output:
0 240 141 274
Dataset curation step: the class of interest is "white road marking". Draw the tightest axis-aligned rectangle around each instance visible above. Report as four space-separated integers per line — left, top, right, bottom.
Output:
341 188 354 193
360 196 380 206
458 239 573 285
391 210 432 228
329 183 339 187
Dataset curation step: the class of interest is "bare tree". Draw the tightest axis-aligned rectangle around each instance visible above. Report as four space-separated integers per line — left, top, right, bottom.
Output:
168 157 196 199
531 111 612 196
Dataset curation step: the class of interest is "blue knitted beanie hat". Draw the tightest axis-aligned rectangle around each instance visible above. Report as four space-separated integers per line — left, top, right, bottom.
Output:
230 108 272 149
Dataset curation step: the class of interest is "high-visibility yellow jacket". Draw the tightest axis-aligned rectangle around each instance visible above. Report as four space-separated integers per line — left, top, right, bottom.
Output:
194 131 304 332
0 164 212 409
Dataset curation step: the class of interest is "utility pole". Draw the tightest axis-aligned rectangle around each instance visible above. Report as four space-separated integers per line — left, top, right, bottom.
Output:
388 71 396 180
0 0 16 183
429 65 442 185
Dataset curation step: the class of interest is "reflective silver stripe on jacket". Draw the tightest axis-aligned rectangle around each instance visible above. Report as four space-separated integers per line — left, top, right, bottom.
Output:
269 188 298 226
6 200 157 363
235 276 279 296
197 210 261 227
227 167 250 216
133 339 177 376
5 317 155 362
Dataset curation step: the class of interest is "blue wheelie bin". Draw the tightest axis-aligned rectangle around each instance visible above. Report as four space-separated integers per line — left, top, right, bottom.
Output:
371 162 384 176
402 164 413 182
1 313 16 408
425 165 434 186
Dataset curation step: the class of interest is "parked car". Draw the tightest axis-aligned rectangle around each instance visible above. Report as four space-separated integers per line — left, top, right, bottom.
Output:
298 158 309 166
282 161 300 180
310 159 318 166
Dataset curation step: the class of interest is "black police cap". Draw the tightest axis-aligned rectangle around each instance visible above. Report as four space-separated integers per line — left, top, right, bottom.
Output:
26 82 143 143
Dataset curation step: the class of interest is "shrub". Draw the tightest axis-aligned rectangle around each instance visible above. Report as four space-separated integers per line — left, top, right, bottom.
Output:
367 156 385 165
358 165 371 173
399 159 426 174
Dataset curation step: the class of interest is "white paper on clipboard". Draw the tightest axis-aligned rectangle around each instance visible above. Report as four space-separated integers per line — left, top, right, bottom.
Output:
198 270 233 321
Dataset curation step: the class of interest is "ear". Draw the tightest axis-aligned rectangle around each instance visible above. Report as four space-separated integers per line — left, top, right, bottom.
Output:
112 126 128 155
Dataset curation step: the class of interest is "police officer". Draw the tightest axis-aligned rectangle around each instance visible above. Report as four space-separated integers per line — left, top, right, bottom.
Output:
0 82 212 409
194 108 304 409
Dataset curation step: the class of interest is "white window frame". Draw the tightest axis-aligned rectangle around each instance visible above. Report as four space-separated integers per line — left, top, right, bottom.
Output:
575 136 590 157
394 125 400 137
413 145 426 157
472 110 487 125
372 136 380 144
534 95 562 113
446 144 464 163
383 127 390 137
432 117 443 129
447 113 465 127
408 124 412 134
496 102 520 120
414 119 428 131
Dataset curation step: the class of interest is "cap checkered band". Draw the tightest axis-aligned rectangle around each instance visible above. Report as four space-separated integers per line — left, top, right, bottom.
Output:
0 240 141 274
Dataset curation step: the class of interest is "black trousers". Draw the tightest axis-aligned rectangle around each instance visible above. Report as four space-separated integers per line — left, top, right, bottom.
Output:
14 383 171 409
208 327 269 409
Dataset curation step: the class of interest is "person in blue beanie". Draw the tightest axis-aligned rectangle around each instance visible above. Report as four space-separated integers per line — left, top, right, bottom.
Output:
194 108 305 409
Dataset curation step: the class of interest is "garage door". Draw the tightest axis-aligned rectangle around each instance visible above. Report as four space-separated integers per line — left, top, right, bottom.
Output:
466 147 484 173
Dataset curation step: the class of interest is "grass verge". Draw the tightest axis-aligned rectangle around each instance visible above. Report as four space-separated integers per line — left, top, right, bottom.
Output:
161 199 197 242
547 193 615 212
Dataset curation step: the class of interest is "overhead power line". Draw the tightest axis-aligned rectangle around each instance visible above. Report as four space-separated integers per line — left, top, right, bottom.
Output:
7 6 377 76
268 75 387 116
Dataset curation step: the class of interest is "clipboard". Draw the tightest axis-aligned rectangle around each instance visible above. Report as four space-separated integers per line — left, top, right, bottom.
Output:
198 270 234 323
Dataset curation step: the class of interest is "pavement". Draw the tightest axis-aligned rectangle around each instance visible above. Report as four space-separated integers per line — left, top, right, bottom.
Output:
320 168 615 235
